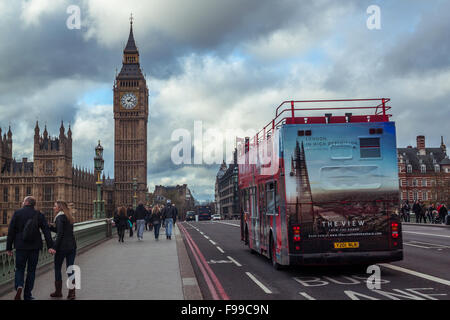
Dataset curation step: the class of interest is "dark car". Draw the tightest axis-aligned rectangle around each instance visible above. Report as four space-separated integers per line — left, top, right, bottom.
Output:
186 211 195 221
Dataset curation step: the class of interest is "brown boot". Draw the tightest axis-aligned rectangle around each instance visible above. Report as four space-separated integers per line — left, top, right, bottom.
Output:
14 287 22 300
67 280 76 300
67 288 76 300
50 281 63 298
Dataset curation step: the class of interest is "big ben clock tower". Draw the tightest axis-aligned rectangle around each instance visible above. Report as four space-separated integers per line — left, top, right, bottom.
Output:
113 16 148 206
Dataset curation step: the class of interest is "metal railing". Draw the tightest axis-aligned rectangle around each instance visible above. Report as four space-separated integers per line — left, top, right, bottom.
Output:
0 219 112 287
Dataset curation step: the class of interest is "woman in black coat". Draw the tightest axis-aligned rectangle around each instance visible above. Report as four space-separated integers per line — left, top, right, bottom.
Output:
49 200 77 300
114 207 129 243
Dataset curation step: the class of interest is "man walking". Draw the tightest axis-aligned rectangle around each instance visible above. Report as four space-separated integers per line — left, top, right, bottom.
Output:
401 201 410 222
161 200 177 240
6 196 55 300
134 203 147 240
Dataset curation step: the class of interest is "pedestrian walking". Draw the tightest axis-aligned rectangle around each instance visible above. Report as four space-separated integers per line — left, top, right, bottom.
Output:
134 203 147 240
149 206 162 240
413 200 422 223
145 206 152 231
127 206 135 237
439 203 448 224
49 200 77 300
161 200 177 240
114 207 129 243
6 196 54 300
401 201 410 222
427 204 435 224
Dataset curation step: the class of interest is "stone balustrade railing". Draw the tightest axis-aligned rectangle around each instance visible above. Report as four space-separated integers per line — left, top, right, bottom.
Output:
0 219 112 287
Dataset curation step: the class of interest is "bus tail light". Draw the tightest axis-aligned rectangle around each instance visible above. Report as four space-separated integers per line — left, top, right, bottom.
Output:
391 222 399 239
293 226 301 242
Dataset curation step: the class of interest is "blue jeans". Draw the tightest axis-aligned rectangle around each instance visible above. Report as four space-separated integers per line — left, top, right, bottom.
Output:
15 249 39 300
165 218 173 237
153 223 161 239
54 249 76 282
136 219 145 238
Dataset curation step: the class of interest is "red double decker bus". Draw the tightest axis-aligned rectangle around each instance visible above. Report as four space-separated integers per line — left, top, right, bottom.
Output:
238 99 403 269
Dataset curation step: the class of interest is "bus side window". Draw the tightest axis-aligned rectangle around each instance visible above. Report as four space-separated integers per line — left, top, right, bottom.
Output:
266 182 276 215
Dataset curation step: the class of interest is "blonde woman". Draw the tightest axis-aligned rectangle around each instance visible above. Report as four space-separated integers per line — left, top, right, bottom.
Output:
49 200 77 300
149 206 163 240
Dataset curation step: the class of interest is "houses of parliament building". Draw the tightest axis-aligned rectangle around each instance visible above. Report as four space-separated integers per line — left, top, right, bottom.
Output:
0 19 148 236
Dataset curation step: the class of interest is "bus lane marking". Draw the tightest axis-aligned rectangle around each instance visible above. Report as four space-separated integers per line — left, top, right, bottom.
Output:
380 264 450 287
245 272 273 294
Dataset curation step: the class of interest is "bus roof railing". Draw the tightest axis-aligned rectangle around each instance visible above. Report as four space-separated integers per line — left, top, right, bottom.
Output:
237 98 392 154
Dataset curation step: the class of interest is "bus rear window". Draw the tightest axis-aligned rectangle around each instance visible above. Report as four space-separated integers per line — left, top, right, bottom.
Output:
359 137 381 158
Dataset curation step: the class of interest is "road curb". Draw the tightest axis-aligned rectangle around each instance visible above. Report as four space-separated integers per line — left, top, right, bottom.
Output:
402 222 450 229
175 223 203 300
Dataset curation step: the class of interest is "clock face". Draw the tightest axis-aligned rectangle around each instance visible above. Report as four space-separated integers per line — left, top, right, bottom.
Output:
121 92 137 109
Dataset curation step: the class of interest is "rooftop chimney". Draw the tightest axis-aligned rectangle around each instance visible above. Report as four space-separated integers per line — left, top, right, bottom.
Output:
417 135 426 155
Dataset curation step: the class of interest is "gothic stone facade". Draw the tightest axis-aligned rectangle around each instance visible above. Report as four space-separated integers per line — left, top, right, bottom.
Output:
0 124 114 236
214 150 240 219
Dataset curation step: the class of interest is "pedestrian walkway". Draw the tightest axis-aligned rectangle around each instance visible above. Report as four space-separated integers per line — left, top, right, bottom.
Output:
0 225 185 300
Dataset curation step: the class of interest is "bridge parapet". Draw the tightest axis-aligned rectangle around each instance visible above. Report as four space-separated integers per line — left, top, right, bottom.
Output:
0 219 112 286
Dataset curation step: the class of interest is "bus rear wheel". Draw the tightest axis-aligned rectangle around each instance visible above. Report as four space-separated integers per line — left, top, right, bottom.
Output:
270 236 281 270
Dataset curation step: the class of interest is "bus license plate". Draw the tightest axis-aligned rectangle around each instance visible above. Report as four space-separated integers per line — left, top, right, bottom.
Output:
334 242 359 249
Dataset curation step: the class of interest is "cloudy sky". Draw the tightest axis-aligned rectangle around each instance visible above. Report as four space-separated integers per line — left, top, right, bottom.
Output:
0 0 449 201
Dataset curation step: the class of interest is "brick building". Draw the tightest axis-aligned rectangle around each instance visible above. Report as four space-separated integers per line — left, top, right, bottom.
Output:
398 136 450 204
151 184 195 220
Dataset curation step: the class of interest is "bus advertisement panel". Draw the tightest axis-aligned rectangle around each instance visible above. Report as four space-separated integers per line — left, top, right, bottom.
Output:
282 121 402 263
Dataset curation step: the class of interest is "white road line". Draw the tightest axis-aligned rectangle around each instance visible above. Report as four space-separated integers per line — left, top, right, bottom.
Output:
299 292 316 300
245 272 272 294
227 256 242 267
204 235 210 240
403 243 433 249
403 231 450 238
409 241 450 248
215 221 240 228
209 240 217 245
380 264 450 286
216 246 225 253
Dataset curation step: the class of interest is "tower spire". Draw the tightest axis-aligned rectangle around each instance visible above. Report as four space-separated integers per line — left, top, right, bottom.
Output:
124 13 138 54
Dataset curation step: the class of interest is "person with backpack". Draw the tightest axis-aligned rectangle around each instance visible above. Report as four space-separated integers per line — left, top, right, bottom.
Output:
127 206 135 237
48 200 77 300
161 200 177 240
6 196 55 300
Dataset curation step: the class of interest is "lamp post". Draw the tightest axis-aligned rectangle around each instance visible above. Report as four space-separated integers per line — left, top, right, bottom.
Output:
94 140 105 219
132 178 137 210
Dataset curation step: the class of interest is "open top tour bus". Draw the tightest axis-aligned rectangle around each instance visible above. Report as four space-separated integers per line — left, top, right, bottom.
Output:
238 99 403 269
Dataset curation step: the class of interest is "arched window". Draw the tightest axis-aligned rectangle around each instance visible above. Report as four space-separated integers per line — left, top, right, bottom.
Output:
435 165 440 173
421 164 426 173
407 164 412 173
